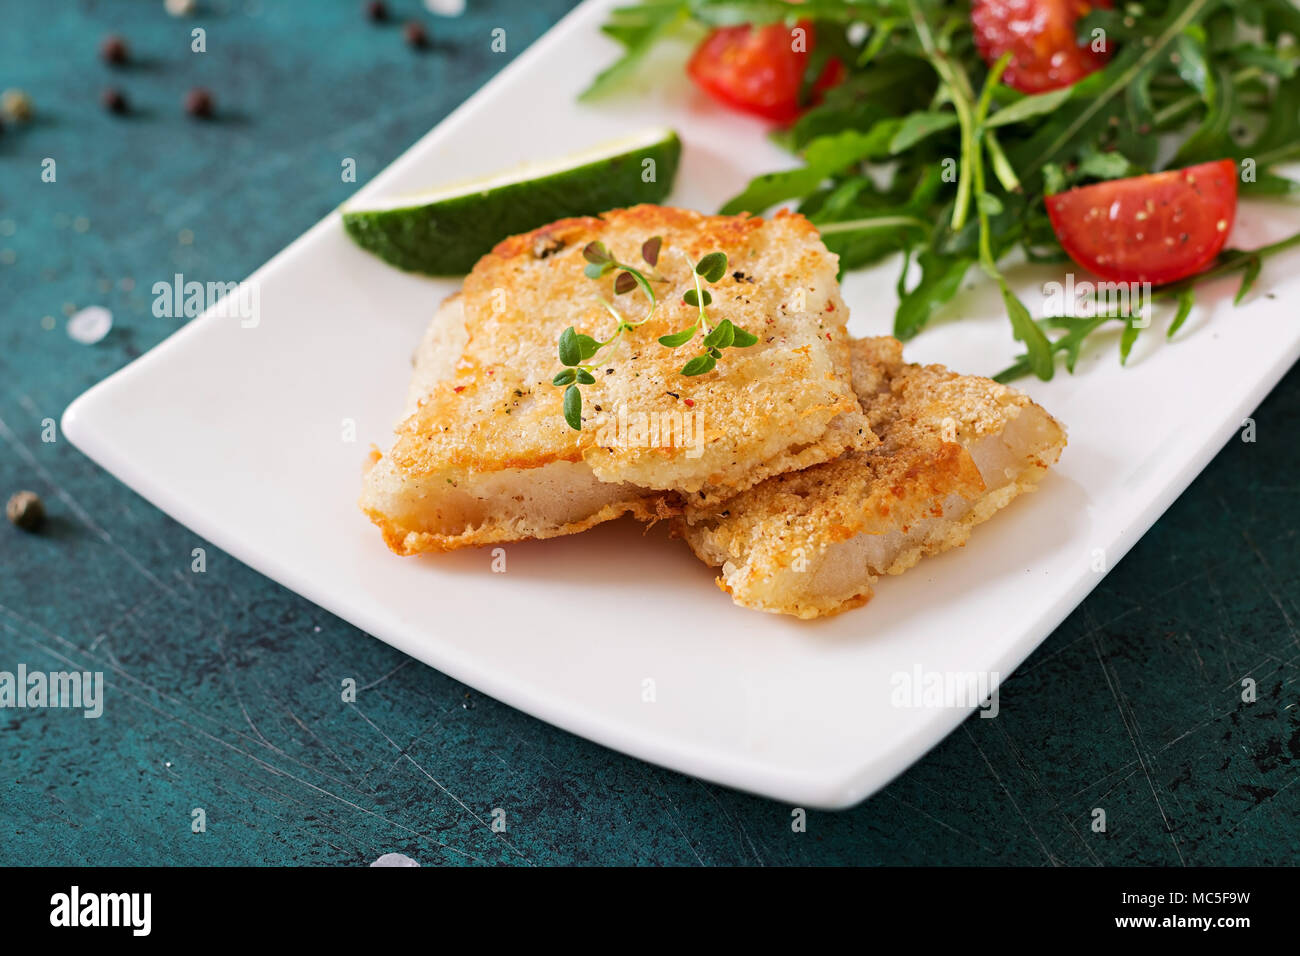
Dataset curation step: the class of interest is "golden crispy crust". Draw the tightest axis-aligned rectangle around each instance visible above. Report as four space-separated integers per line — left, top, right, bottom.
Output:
390 204 869 497
678 337 1067 618
362 490 679 556
362 205 872 555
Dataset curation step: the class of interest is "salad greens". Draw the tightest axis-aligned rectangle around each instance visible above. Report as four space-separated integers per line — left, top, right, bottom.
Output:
582 0 1300 380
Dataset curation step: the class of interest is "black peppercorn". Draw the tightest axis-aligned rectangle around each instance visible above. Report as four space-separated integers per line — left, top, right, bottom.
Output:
100 34 129 65
364 1 388 21
404 20 429 48
101 87 128 114
184 87 214 118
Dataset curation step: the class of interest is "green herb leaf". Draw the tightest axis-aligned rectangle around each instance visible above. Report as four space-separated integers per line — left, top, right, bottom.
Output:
994 314 1115 382
682 288 712 307
558 327 581 367
1240 171 1300 196
703 318 735 349
730 326 759 347
894 252 974 340
641 235 662 266
720 123 900 214
695 252 728 282
1251 74 1300 166
582 241 611 264
681 354 717 376
984 86 1073 127
1077 148 1141 181
1172 65 1236 165
1167 287 1196 338
562 384 582 430
1172 29 1211 97
1119 315 1141 366
1042 163 1067 195
1235 255 1262 304
584 262 612 280
575 334 601 360
614 271 637 295
552 368 577 386
576 369 597 385
787 57 930 149
658 327 697 348
889 110 959 153
1000 283 1054 380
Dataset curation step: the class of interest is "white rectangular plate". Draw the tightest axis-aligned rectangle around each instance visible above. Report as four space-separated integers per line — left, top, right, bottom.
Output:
63 0 1300 808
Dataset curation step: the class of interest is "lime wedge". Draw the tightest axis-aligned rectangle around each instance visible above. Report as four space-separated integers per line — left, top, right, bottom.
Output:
342 128 682 275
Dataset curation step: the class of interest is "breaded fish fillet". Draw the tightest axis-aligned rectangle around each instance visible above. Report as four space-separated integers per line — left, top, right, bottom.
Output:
677 337 1066 618
361 205 872 555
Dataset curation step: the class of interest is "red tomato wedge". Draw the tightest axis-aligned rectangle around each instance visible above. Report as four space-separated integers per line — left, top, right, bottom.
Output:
972 0 1112 94
1044 159 1238 285
687 21 843 123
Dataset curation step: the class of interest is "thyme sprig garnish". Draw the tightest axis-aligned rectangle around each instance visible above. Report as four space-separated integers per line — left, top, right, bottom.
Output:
553 237 666 429
658 251 759 375
552 239 758 430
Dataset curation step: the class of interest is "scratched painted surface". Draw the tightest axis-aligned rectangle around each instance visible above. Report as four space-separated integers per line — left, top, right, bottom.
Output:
1 1 1297 866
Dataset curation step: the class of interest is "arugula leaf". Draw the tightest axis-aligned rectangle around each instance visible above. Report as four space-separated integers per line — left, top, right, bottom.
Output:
1172 65 1236 165
889 110 959 153
894 251 973 340
812 167 938 270
1167 288 1196 339
1001 282 1054 379
1235 255 1261 304
784 55 931 149
1076 147 1142 180
1172 28 1211 96
720 123 899 214
994 315 1116 382
1250 73 1300 166
1240 171 1300 196
1119 315 1141 365
984 86 1073 127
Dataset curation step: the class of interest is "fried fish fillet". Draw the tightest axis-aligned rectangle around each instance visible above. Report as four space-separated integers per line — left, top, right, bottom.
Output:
361 205 872 555
677 337 1067 618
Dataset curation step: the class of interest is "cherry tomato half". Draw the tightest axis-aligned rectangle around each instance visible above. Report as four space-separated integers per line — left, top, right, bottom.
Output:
972 0 1112 94
687 21 843 124
1044 159 1238 284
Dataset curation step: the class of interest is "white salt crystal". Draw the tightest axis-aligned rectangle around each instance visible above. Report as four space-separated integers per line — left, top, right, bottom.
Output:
425 0 466 17
67 306 113 345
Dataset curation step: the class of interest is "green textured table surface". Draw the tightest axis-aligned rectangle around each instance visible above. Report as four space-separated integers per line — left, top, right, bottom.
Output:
2 0 1298 866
